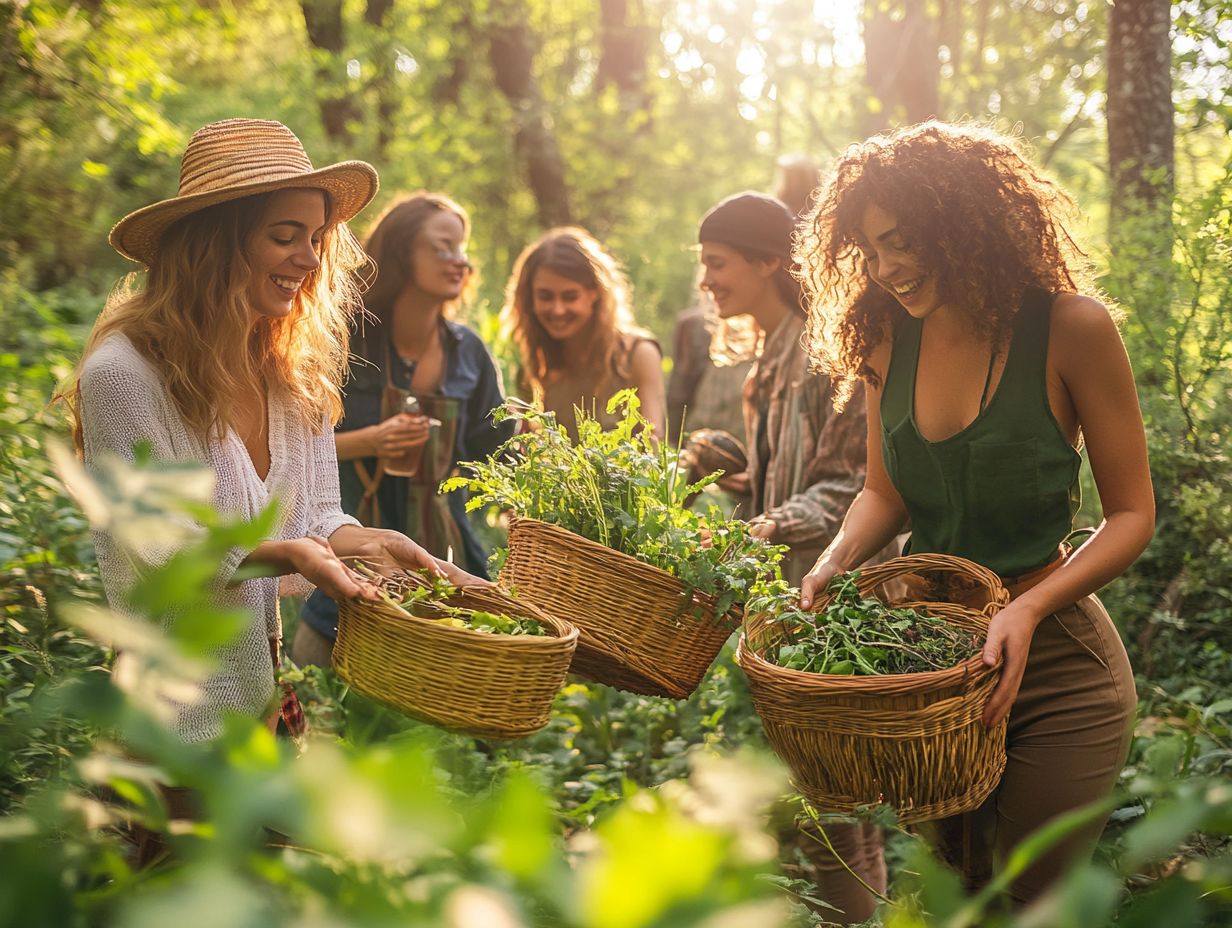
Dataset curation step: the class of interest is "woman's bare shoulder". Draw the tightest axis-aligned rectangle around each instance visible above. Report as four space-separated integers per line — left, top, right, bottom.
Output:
1049 292 1125 359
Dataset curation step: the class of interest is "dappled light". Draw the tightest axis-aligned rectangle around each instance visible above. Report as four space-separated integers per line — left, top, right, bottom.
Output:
2 1 1230 925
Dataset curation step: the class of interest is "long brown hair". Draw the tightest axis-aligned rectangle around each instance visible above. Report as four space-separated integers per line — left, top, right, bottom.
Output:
501 227 644 399
60 189 367 448
796 120 1099 408
353 192 472 361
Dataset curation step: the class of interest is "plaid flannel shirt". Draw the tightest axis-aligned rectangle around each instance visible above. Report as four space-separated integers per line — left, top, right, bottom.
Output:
743 313 871 585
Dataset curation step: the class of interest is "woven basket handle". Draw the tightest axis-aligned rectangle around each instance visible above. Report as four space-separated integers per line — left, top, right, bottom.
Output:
842 554 1009 617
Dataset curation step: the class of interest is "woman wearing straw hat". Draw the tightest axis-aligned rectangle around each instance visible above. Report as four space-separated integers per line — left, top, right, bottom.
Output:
60 118 480 745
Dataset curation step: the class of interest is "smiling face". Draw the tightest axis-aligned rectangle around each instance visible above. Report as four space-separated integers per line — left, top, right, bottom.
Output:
853 203 941 319
245 188 326 321
409 208 470 301
699 241 780 319
531 265 598 343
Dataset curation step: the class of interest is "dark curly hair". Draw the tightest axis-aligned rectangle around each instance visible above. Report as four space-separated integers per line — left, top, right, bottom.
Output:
796 121 1101 408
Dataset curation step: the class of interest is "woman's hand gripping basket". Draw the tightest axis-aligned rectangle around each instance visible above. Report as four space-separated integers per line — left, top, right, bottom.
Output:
500 517 740 699
334 569 578 739
736 553 1010 824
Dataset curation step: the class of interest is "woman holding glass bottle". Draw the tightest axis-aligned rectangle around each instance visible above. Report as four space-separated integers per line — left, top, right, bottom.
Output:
293 192 514 667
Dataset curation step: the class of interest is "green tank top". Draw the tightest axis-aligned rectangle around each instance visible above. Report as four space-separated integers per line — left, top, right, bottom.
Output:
880 289 1081 578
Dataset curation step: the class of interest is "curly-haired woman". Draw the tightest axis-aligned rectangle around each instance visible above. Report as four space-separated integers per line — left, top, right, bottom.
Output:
61 119 479 744
796 121 1153 904
501 227 666 437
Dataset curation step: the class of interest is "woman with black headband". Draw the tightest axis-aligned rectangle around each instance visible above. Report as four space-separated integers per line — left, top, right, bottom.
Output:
694 191 894 924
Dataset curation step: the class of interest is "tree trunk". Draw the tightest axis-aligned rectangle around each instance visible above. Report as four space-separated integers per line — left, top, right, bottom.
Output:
596 0 650 112
487 5 572 227
433 10 472 106
1107 0 1174 227
365 0 396 157
300 0 359 144
863 0 940 133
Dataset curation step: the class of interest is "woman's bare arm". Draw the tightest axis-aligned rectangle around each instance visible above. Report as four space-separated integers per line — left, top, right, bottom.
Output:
980 293 1154 726
629 339 668 438
800 341 909 607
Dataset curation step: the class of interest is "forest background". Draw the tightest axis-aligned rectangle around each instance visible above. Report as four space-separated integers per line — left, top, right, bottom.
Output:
2 0 1232 926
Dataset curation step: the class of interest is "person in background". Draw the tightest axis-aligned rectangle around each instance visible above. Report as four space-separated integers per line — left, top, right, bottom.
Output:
665 287 753 447
293 192 515 668
695 190 894 923
796 121 1151 905
667 155 819 449
502 227 666 437
62 119 477 749
773 152 822 219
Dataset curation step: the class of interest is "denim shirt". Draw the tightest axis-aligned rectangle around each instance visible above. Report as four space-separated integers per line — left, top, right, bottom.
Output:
301 317 513 640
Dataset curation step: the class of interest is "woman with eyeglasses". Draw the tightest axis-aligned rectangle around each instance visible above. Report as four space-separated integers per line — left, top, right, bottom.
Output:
293 192 514 668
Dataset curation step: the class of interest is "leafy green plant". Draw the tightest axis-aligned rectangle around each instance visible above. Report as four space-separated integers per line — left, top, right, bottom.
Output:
0 449 791 928
442 390 784 617
358 565 548 636
747 573 981 676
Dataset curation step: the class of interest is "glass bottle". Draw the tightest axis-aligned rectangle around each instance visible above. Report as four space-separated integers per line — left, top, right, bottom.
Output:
382 395 426 477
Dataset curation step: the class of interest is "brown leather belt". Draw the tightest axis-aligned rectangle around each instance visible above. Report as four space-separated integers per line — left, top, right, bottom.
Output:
1002 546 1069 600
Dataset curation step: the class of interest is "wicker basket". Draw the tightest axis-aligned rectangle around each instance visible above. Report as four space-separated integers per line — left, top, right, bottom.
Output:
737 553 1010 824
499 517 738 699
334 571 578 739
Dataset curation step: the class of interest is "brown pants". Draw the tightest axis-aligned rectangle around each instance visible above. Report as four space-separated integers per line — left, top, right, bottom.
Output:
922 594 1136 904
784 819 886 924
291 620 336 669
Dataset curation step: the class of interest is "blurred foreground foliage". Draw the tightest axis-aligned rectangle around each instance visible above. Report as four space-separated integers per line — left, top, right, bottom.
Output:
3 0 1232 923
2 247 1230 925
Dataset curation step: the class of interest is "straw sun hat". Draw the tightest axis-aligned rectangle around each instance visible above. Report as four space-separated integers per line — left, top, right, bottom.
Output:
109 118 379 266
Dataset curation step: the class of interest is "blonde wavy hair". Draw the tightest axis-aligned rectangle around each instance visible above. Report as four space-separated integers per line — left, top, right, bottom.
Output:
60 189 367 450
501 227 647 401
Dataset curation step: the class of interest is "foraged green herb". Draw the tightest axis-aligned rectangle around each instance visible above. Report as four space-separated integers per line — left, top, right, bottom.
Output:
441 390 783 617
746 572 980 675
358 565 549 637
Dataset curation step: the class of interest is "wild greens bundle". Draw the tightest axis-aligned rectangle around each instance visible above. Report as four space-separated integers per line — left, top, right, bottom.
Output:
746 572 981 675
365 566 548 636
441 391 783 617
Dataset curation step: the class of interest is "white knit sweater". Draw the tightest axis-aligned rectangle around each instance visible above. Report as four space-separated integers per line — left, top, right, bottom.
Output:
80 333 358 741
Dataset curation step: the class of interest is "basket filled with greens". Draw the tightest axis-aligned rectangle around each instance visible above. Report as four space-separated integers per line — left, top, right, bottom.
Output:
335 567 578 739
736 553 1010 824
443 391 782 699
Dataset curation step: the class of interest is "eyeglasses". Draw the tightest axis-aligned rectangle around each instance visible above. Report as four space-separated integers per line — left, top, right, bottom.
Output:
427 246 471 269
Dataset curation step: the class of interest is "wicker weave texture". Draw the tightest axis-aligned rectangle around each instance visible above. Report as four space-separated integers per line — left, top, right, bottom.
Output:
334 574 578 739
737 553 1010 824
499 518 736 699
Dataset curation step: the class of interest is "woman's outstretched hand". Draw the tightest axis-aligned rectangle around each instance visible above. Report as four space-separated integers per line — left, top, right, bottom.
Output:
799 556 845 610
289 535 381 601
748 518 777 542
344 527 489 589
980 601 1045 728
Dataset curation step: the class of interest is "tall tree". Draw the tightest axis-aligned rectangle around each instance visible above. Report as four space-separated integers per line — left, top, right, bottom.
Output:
364 0 396 158
862 0 940 132
596 0 652 116
1106 0 1174 226
300 0 359 144
487 1 572 227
